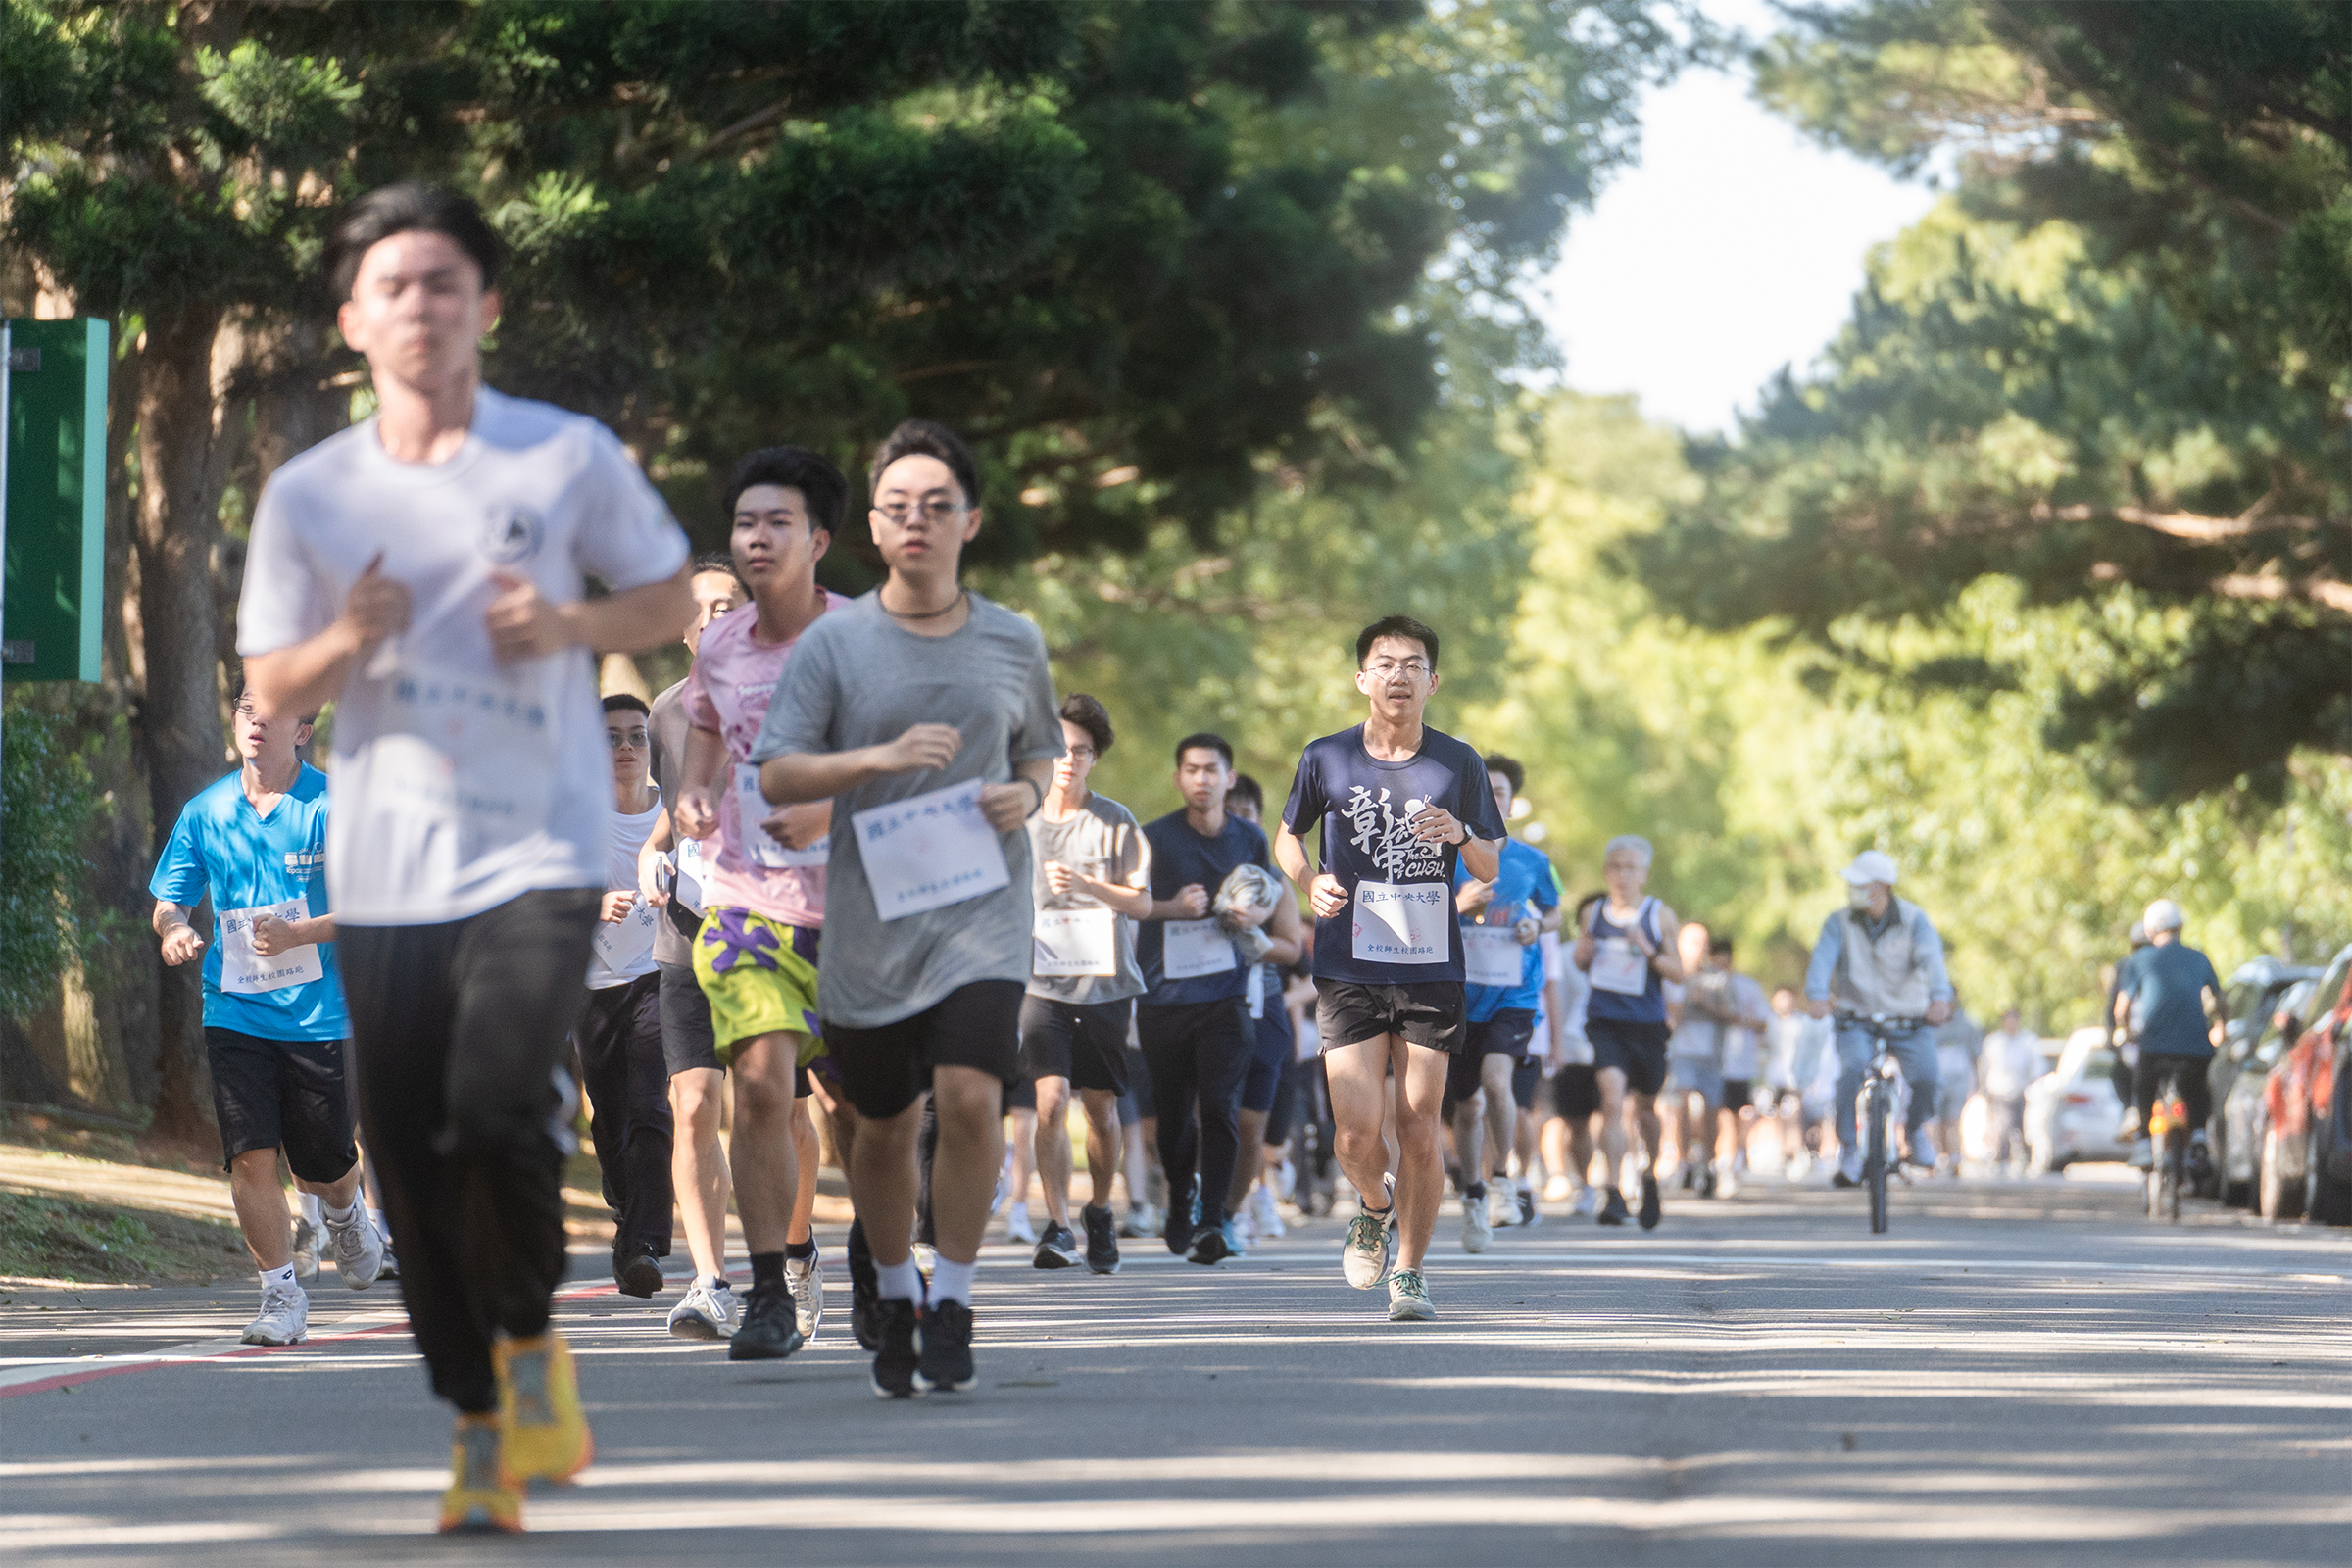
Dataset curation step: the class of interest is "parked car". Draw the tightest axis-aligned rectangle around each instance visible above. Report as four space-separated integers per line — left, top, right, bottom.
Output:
2024 1027 2126 1173
2217 976 2317 1208
2207 957 2321 1192
2260 943 2352 1224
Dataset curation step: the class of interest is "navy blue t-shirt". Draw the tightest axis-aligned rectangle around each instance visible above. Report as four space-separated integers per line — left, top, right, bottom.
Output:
2120 940 2223 1059
1281 723 1506 985
1138 809 1273 1005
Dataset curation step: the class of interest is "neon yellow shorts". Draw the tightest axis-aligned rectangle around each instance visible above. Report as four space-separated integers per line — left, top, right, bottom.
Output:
691 907 824 1067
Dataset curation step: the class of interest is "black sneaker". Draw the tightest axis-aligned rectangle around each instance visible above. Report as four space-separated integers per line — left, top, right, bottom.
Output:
1698 1162 1718 1200
612 1241 663 1299
1163 1180 1199 1256
1831 1170 1861 1189
727 1278 806 1361
1639 1173 1662 1231
870 1297 920 1398
1596 1189 1630 1226
1081 1204 1121 1274
914 1299 975 1394
1032 1223 1081 1270
1186 1221 1233 1267
847 1217 881 1352
1516 1186 1541 1229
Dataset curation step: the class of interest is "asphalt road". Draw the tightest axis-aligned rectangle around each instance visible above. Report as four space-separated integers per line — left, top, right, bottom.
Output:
5 1169 2349 1566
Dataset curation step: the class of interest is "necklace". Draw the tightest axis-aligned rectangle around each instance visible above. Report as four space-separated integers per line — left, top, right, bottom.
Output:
881 586 967 620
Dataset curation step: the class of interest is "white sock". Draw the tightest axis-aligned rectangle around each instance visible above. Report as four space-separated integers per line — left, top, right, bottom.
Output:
877 1257 923 1303
298 1193 323 1227
929 1256 976 1307
260 1262 298 1291
321 1198 361 1227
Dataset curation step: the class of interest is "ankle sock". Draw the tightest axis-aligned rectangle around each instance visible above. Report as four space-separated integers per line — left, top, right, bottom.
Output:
784 1238 816 1261
877 1257 923 1302
929 1256 976 1306
298 1193 323 1228
321 1199 361 1228
260 1262 297 1291
750 1251 785 1290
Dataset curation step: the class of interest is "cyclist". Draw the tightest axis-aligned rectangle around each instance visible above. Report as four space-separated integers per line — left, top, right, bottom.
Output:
1802 851 1953 1187
2112 899 2226 1172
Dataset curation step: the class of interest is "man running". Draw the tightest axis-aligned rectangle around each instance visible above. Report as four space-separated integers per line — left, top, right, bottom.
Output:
1137 735 1300 1264
753 418 1062 1398
1447 753 1559 1251
150 685 382 1348
574 695 674 1298
1222 773 1305 1244
1709 936 1768 1196
1664 920 1725 1196
1275 616 1505 1321
240 183 693 1533
1803 851 1954 1187
1542 891 1604 1212
1022 693 1152 1274
1573 836 1687 1230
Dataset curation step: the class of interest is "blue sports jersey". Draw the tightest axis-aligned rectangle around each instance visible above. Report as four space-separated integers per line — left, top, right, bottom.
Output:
148 764 348 1041
1455 839 1560 1021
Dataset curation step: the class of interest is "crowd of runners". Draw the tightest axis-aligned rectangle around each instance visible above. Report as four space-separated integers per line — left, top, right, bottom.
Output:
149 181 2183 1538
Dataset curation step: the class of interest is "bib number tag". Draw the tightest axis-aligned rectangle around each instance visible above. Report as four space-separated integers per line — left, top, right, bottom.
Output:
672 836 710 917
220 900 322 995
592 899 660 976
1463 924 1525 988
734 762 827 869
371 664 558 859
1590 936 1648 996
852 779 1010 922
1162 918 1236 980
1034 907 1117 978
1351 881 1449 965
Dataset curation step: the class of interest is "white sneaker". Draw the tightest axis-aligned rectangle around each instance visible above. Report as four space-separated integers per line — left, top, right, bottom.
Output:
1838 1148 1865 1185
1272 1160 1297 1202
667 1277 741 1340
1720 1167 1742 1199
325 1206 384 1290
1004 1204 1037 1245
1461 1189 1494 1253
1250 1183 1287 1239
784 1252 823 1342
242 1281 309 1346
1489 1186 1518 1230
1571 1186 1599 1217
1121 1201 1160 1240
1544 1174 1574 1202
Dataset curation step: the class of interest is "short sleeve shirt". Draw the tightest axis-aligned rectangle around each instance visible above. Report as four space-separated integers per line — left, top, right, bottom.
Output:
1025 793 1149 1004
148 765 348 1041
749 592 1062 1028
647 679 697 969
1454 838 1560 1020
1137 810 1273 1006
235 387 690 925
2122 942 2224 1058
1280 723 1507 985
585 793 664 991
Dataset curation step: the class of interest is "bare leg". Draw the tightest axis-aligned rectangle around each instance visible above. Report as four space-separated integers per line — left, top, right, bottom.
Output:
787 1094 818 1247
1003 1105 1037 1225
1633 1092 1662 1179
670 1067 731 1281
1079 1089 1122 1211
1034 1075 1075 1229
1326 1037 1449 1270
1480 1054 1516 1187
1450 1093 1487 1199
725 1033 800 1254
930 1065 1007 1266
1596 1067 1631 1191
229 1149 295 1271
1227 1106 1269 1218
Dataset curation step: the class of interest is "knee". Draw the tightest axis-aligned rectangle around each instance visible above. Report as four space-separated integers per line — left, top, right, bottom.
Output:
731 1070 794 1125
933 1076 1001 1137
228 1148 278 1182
1034 1082 1070 1124
671 1080 722 1137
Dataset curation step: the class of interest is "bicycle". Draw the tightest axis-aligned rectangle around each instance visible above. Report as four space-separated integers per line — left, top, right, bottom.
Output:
1844 1012 1929 1236
2142 1060 2191 1223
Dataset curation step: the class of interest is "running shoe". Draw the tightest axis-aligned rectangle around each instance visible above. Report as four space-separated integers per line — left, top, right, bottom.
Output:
1679 1161 1697 1192
1720 1166 1742 1199
438 1414 522 1535
1163 1181 1200 1256
1595 1189 1630 1226
1250 1182 1287 1239
1698 1161 1719 1200
1544 1173 1575 1203
1572 1186 1599 1217
1638 1173 1662 1231
848 1218 881 1351
241 1280 309 1346
1516 1183 1542 1228
870 1298 921 1399
1386 1268 1436 1322
728 1278 806 1361
1342 1181 1398 1289
375 1228 401 1284
1187 1220 1235 1266
1461 1188 1493 1253
494 1330 593 1486
1490 1185 1518 1231
612 1240 663 1300
289 1216 321 1284
1120 1201 1160 1240
326 1205 384 1290
1081 1204 1122 1274
785 1251 824 1342
1004 1204 1037 1246
666 1277 741 1341
1032 1222 1081 1269
914 1299 976 1394
1273 1159 1297 1202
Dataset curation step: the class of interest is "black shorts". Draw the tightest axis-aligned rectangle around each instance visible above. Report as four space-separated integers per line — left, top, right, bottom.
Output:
1442 1008 1535 1105
1589 1016 1671 1098
1019 996 1134 1096
825 980 1025 1121
1548 1062 1601 1120
206 1028 358 1183
1004 1077 1037 1113
1511 1055 1542 1111
1723 1078 1754 1111
658 961 721 1078
1315 979 1467 1055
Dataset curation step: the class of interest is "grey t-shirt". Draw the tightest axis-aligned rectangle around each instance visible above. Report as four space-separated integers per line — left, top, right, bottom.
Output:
1025 792 1149 1005
647 678 696 970
751 591 1062 1027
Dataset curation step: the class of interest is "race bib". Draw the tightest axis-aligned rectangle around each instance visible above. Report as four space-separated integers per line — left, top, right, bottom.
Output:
1035 906 1117 978
592 898 659 976
220 900 322 995
371 663 559 860
1352 881 1449 965
672 835 710 917
734 762 828 869
853 779 1010 923
1589 935 1648 996
1463 924 1525 988
1162 918 1236 980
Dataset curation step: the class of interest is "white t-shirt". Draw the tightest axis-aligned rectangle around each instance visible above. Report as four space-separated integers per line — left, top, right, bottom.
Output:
586 791 664 990
236 388 689 925
1980 1027 2042 1098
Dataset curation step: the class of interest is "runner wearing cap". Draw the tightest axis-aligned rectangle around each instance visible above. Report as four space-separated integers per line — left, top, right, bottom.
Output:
1803 851 1954 1187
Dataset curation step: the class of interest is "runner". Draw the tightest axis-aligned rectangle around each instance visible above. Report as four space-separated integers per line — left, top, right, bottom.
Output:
150 685 381 1348
660 445 853 1361
1663 920 1724 1196
1446 753 1560 1252
1222 773 1306 1245
1543 892 1605 1211
240 183 694 1532
1572 836 1687 1231
1274 616 1506 1321
1709 935 1768 1197
751 417 1063 1398
1022 694 1152 1274
573 695 674 1298
1136 735 1301 1264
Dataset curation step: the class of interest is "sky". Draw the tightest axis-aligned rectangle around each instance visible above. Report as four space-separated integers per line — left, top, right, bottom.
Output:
1531 0 1943 435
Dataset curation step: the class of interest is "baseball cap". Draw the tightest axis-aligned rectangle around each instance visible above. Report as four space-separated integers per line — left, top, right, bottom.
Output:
1840 850 1899 887
2143 898 2184 934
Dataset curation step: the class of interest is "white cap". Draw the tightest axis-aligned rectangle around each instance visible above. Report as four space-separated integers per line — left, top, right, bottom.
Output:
2143 898 2184 934
1840 850 1899 888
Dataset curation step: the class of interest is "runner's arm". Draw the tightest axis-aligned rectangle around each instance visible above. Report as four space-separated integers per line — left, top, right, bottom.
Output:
1259 883 1303 968
152 900 205 965
758 721 961 805
485 564 696 661
675 723 727 840
1273 820 1345 919
1075 870 1154 919
979 758 1055 834
637 808 675 906
1647 903 1687 984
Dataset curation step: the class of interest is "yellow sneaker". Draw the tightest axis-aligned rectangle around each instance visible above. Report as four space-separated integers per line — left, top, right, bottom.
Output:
495 1329 594 1486
438 1414 522 1534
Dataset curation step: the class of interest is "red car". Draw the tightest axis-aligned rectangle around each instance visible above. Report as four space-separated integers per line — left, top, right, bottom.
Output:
2260 957 2352 1224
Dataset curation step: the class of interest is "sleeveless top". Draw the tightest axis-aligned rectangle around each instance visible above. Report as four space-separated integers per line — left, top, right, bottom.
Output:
1585 896 1667 1024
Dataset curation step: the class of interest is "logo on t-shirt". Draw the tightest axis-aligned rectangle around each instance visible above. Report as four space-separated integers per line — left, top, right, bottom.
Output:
1342 785 1443 881
480 505 545 564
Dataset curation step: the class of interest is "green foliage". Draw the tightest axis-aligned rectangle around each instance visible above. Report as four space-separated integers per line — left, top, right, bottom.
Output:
0 703 119 1021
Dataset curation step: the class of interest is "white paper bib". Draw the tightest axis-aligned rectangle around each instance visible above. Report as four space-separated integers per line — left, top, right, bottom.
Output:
852 779 1010 922
1462 923 1525 988
733 761 828 869
1351 881 1449 965
592 898 660 977
1589 936 1649 996
1161 918 1237 980
1034 906 1117 977
220 900 322 995
672 835 710 917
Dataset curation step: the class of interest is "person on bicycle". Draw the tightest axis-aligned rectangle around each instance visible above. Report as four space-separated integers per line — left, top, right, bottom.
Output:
1802 851 1953 1187
2112 899 2227 1171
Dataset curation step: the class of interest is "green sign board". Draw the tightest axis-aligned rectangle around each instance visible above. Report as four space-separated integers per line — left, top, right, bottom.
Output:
3 318 110 684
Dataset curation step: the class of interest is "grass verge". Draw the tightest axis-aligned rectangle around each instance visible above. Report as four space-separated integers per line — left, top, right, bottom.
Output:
0 1188 247 1285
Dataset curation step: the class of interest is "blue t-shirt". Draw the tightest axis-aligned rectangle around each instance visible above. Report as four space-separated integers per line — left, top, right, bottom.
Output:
1138 809 1273 1005
2121 940 2223 1059
148 764 349 1041
1455 839 1560 1021
1281 723 1507 986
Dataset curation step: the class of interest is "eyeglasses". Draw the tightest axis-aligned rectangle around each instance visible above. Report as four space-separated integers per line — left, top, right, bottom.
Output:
874 498 967 526
1365 660 1431 679
606 729 651 750
1063 746 1098 762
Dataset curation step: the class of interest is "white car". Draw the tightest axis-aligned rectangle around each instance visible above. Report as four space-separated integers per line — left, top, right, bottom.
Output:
2024 1026 2127 1172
